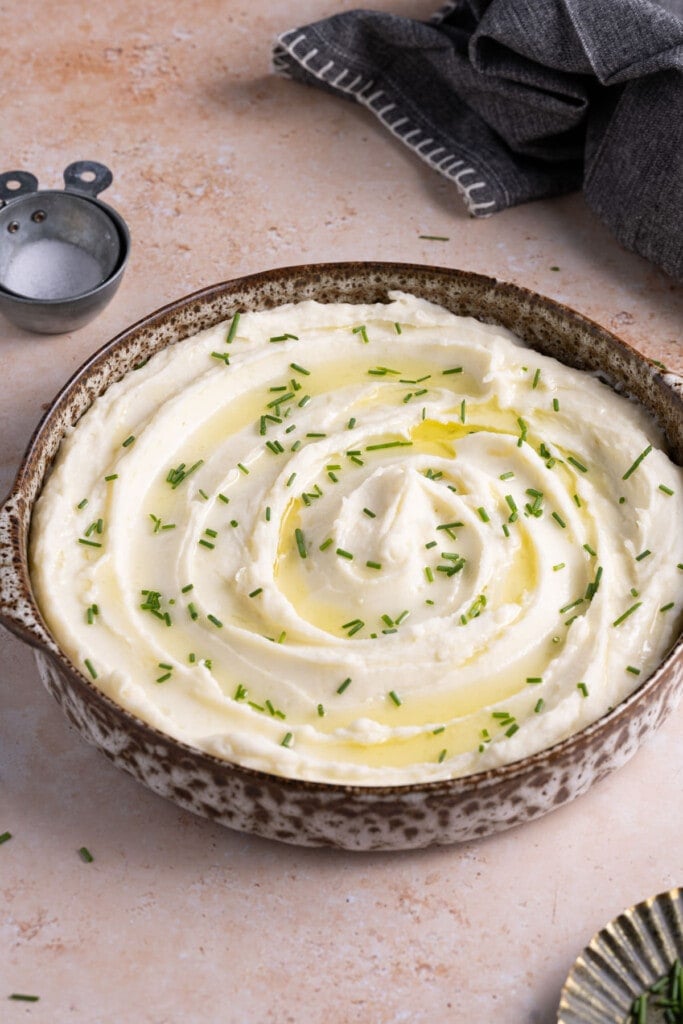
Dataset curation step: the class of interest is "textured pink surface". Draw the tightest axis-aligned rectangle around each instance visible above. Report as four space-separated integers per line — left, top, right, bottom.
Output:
1 2 682 1021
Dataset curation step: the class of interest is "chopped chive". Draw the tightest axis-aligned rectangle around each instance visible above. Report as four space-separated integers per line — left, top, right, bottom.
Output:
230 520 239 528
277 630 287 644
336 548 353 560
76 498 89 509
211 351 230 364
9 994 40 1002
583 543 597 556
622 444 652 480
234 683 248 700
362 507 376 519
442 367 463 375
552 398 560 412
660 602 674 612
613 601 642 627
122 434 136 448
534 699 544 713
437 521 463 532
84 658 97 679
460 398 466 423
388 690 402 707
419 234 449 241
659 483 674 495
532 368 541 389
552 511 566 528
553 562 565 571
280 732 293 748
365 440 413 451
505 723 519 737
559 597 584 615
502 523 510 538
336 677 352 694
352 324 370 344
78 538 102 548
226 311 240 343
438 749 447 763
577 682 589 697
187 603 199 620
198 539 215 550
526 677 543 685
347 417 357 429
156 672 172 683
0 831 13 844
265 506 271 522
635 549 651 561
204 528 217 539
477 507 490 523
207 614 223 628
567 456 588 473
517 417 528 446
626 665 641 675
425 540 437 549
290 362 310 375
269 333 298 343
286 472 296 488
294 528 307 559
319 537 333 551
249 587 263 598
104 473 118 482
499 471 514 481
317 703 325 717
366 561 382 570
425 566 434 583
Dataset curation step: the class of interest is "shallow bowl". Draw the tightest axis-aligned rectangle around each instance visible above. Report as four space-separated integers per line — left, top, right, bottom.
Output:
1 262 681 851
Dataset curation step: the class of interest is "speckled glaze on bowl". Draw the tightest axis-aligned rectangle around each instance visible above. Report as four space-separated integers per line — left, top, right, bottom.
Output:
557 887 683 1023
1 262 682 851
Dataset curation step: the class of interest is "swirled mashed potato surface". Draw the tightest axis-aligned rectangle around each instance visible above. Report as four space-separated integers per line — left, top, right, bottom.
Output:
30 294 683 784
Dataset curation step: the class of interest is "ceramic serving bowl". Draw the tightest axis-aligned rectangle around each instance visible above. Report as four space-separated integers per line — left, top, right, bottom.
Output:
1 262 681 851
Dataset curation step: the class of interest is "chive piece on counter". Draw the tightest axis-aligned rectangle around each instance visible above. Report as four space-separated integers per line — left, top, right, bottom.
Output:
336 677 352 695
419 234 449 241
226 311 240 343
9 994 40 1002
622 444 652 480
78 845 94 862
613 601 642 627
0 831 12 845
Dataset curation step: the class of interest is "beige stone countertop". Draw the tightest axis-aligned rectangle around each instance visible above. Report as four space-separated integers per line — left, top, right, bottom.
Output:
1 2 681 1022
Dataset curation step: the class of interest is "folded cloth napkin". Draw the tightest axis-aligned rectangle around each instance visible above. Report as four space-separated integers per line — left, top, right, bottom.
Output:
273 0 683 279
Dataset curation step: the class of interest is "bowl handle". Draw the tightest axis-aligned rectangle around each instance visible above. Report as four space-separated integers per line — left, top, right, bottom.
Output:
0 490 55 651
63 161 113 198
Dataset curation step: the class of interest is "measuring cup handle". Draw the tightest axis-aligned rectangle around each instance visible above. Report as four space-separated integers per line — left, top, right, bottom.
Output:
63 161 113 198
0 171 39 206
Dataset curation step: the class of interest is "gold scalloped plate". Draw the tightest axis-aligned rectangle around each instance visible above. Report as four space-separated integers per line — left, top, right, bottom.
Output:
558 888 683 1023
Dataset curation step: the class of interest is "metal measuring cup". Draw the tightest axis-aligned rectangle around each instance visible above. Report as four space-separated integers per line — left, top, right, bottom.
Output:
0 161 130 334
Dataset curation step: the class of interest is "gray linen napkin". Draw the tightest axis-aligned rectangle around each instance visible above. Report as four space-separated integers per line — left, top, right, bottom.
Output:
272 0 683 280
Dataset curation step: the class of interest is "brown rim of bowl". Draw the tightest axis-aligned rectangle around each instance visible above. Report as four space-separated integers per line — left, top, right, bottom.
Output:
1 260 682 800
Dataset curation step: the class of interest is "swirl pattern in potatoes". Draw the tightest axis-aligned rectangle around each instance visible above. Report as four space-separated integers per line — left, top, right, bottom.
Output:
30 294 683 784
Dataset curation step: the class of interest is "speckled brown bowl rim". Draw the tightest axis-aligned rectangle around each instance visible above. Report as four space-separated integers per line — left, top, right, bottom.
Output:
1 262 682 816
